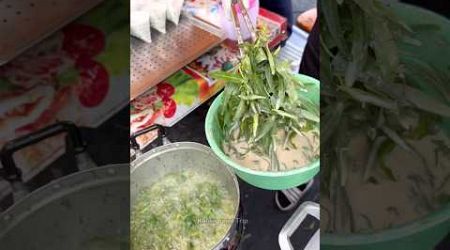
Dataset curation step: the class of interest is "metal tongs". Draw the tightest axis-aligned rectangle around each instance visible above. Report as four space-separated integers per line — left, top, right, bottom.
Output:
229 0 258 57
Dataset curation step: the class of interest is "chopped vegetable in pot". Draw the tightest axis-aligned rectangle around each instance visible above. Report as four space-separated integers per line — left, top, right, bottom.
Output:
131 170 235 250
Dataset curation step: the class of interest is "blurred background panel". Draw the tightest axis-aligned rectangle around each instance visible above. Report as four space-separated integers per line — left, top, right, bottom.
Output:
319 0 450 249
0 0 130 248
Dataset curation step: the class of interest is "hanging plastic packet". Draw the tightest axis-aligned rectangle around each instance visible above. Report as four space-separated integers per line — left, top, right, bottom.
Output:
149 0 167 33
166 0 185 25
131 11 152 43
131 0 153 42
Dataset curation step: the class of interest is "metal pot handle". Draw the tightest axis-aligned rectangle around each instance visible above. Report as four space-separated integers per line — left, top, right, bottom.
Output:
0 121 94 201
130 124 170 157
278 201 320 250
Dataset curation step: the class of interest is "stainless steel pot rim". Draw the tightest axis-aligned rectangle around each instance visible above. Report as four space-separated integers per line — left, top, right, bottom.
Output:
131 142 240 192
131 141 240 198
131 142 241 250
0 164 128 236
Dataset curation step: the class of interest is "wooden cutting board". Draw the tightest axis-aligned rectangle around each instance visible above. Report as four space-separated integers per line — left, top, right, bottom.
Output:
0 0 103 65
130 16 224 100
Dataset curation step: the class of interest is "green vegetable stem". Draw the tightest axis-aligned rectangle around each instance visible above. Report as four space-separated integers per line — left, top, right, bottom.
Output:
210 27 319 170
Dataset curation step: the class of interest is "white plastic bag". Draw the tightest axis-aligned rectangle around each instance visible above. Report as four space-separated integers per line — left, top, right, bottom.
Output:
130 11 152 43
166 0 185 25
131 0 184 40
148 0 167 33
131 0 153 42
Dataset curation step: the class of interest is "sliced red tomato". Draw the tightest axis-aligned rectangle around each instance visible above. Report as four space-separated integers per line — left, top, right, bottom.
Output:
156 82 175 98
197 80 210 100
62 23 106 60
162 98 176 118
75 57 109 108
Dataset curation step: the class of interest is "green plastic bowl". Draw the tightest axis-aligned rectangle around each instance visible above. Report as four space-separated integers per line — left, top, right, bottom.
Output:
322 202 450 250
205 74 320 190
322 3 450 249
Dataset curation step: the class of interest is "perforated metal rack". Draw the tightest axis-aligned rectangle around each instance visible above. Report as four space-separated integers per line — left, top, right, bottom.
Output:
130 15 225 100
0 0 103 65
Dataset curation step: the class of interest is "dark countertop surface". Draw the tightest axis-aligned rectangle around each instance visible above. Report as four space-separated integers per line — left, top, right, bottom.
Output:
135 96 450 250
6 94 448 249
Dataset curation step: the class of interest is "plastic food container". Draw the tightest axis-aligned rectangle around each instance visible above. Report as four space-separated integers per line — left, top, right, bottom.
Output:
321 3 450 249
205 74 320 190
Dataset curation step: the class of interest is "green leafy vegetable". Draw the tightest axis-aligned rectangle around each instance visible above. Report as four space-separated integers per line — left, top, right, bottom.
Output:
96 27 130 76
57 68 80 87
167 71 200 106
321 0 450 233
211 28 319 169
171 80 199 106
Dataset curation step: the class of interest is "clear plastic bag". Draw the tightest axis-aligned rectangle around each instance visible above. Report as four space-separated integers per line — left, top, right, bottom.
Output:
148 0 167 33
131 0 184 42
166 0 185 25
131 11 152 43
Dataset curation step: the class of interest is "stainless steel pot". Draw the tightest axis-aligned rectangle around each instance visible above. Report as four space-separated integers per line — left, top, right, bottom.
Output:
131 126 241 250
0 164 129 250
0 122 129 249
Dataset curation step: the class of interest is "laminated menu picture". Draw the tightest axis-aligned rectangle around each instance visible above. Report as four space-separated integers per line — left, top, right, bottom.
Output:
0 0 129 188
187 45 238 78
131 68 217 131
